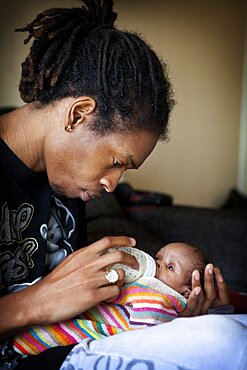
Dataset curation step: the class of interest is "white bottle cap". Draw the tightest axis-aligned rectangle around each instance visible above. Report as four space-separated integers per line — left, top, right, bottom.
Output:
109 247 156 283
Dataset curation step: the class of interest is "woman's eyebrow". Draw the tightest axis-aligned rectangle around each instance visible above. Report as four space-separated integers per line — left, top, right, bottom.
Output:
127 155 138 169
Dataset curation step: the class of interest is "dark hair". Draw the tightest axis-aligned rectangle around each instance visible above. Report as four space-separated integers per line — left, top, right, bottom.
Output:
16 0 174 138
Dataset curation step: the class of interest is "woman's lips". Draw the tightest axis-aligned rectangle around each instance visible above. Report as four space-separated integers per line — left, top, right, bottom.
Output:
80 191 101 202
81 191 92 202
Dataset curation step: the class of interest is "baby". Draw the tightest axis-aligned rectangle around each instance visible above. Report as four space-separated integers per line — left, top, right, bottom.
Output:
155 242 208 298
13 242 209 355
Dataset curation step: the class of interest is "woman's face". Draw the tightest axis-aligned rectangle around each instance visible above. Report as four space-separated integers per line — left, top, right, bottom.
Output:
44 126 158 201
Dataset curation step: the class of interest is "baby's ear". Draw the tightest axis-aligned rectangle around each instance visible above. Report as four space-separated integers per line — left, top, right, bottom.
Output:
181 287 191 299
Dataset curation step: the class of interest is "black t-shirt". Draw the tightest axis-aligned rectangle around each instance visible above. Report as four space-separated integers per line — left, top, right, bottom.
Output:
0 138 87 296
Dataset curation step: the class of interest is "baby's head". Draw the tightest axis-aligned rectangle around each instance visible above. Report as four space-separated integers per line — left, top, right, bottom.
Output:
155 242 208 298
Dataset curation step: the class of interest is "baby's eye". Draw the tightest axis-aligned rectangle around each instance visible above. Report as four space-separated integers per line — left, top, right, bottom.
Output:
167 264 174 271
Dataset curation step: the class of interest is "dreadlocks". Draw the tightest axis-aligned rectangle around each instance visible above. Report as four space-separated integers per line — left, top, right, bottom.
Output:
16 0 175 138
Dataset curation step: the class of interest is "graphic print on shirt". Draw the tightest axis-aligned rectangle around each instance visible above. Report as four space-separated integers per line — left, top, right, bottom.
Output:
40 195 75 271
0 202 38 290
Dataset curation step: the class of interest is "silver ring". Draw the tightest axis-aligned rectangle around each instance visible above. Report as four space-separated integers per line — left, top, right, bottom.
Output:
105 269 119 284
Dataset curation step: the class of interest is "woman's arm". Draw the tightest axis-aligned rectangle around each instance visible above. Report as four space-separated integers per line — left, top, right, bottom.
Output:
0 236 138 339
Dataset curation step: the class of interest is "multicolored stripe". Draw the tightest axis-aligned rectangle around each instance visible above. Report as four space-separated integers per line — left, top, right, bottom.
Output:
13 277 187 355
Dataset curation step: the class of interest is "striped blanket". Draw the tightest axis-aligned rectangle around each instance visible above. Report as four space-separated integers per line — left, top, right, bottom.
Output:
13 277 187 355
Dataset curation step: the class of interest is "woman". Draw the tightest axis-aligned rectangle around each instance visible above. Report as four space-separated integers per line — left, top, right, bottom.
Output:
0 1 246 369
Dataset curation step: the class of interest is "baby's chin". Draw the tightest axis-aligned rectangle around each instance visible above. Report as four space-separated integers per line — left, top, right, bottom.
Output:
154 274 187 298
154 272 161 281
154 274 168 287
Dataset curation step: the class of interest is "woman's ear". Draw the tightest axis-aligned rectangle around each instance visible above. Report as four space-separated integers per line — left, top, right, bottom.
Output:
65 96 96 132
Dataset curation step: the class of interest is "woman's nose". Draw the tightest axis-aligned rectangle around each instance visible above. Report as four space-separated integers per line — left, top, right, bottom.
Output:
100 171 124 193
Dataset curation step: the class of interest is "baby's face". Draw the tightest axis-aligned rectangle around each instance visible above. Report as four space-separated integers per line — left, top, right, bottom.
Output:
155 243 195 297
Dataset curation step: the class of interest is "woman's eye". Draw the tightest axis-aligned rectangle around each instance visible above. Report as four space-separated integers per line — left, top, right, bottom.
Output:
113 158 122 168
168 264 174 271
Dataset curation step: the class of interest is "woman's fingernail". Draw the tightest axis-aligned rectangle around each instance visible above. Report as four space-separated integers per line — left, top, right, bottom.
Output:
194 270 200 281
219 275 224 283
195 287 201 295
208 268 213 274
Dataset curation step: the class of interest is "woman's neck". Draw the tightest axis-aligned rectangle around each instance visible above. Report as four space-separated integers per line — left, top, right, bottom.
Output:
0 104 47 172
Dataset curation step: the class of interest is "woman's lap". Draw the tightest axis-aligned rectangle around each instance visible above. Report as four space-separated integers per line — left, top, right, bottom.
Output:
60 314 247 370
14 314 247 370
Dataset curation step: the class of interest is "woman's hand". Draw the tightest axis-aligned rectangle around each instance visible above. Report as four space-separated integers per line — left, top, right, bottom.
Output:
179 263 230 317
209 267 230 308
0 236 138 338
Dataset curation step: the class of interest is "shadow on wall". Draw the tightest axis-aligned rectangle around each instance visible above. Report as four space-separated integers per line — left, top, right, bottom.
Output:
0 107 16 115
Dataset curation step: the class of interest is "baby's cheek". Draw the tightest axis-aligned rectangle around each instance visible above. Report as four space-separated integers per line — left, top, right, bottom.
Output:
155 269 161 280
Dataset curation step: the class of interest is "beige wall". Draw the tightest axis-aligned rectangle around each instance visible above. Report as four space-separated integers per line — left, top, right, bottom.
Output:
238 18 247 195
117 0 246 207
0 0 79 105
0 0 246 207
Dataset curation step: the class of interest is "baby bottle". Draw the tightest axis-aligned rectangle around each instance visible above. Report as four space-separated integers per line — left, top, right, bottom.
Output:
109 247 156 283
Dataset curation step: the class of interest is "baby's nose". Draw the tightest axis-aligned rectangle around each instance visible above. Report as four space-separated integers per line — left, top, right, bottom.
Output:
155 259 161 268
